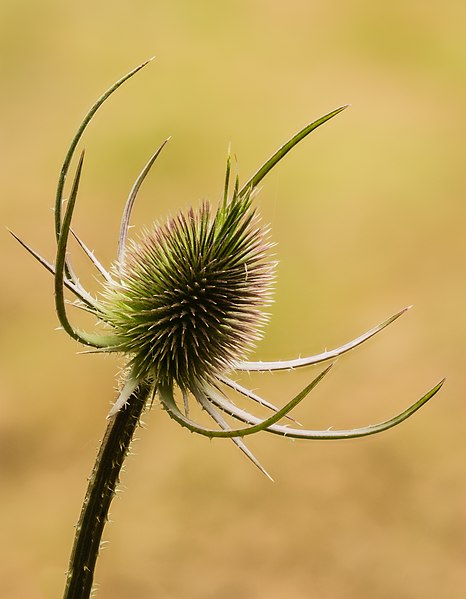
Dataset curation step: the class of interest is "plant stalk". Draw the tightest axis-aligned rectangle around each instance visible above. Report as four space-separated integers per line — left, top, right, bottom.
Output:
63 382 150 599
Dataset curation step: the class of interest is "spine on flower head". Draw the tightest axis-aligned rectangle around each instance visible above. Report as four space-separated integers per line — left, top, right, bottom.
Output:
101 176 275 390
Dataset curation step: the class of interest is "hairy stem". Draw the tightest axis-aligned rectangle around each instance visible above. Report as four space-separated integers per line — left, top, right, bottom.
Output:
63 382 150 599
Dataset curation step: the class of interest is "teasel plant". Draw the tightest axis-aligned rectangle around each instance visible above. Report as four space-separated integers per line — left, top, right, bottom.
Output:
12 58 444 599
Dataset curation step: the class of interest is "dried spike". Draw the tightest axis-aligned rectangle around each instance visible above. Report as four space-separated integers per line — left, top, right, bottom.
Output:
196 389 273 480
208 378 445 440
236 307 410 371
118 138 170 265
8 229 96 307
70 228 113 283
55 57 155 241
239 105 348 197
55 152 113 348
159 366 332 439
218 375 301 425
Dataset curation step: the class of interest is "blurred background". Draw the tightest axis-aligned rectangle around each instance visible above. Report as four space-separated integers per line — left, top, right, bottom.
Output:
1 1 465 597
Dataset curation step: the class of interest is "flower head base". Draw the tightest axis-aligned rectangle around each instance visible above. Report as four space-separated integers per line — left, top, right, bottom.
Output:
13 59 444 479
102 189 275 388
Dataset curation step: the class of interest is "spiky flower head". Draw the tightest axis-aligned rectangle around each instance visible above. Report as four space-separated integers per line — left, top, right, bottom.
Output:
102 190 274 388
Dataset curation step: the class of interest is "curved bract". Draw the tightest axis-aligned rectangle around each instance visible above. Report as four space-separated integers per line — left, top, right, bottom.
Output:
12 59 444 476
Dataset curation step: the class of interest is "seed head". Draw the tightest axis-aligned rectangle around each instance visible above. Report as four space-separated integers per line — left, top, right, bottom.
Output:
101 191 275 388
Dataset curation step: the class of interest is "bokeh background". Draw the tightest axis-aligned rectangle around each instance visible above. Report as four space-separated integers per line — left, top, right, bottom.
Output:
1 1 465 598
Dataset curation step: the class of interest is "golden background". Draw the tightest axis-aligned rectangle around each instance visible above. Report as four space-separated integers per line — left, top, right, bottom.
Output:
1 1 465 597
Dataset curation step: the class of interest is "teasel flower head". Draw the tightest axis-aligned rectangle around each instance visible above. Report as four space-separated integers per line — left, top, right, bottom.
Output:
101 184 275 390
12 59 444 479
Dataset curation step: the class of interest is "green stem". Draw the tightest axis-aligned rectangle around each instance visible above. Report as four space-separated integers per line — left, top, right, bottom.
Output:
63 382 150 599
